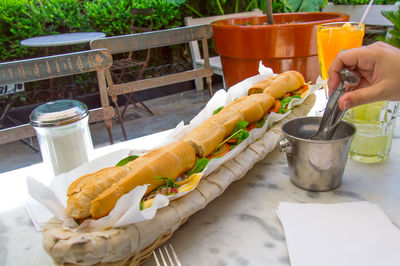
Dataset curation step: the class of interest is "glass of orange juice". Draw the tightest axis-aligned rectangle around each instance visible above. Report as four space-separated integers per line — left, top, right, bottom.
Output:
317 22 365 96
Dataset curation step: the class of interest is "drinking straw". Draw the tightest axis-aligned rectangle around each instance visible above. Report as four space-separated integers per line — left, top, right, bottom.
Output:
359 0 375 25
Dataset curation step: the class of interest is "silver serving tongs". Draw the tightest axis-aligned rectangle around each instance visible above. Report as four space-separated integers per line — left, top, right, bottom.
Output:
311 68 361 140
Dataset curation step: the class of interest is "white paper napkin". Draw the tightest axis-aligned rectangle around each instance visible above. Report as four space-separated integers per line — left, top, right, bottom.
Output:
25 198 53 231
277 201 400 266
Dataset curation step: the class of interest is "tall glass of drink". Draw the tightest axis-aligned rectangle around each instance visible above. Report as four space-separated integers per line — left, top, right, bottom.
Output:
317 22 365 96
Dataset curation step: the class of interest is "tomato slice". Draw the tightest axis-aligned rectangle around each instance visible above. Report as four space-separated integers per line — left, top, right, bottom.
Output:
226 138 238 144
207 143 230 159
269 99 281 113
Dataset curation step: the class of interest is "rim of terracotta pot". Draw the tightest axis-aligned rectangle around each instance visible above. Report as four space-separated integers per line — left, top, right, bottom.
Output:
211 12 350 29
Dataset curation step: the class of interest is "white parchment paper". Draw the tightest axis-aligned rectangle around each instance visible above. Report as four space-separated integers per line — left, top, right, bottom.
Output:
27 64 322 231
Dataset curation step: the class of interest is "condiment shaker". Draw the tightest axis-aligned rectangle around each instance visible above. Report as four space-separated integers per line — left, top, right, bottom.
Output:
30 100 93 176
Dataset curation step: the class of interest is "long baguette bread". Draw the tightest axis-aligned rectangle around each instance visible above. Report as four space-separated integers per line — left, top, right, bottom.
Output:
247 75 277 95
66 70 305 220
262 70 305 99
67 166 131 219
67 141 196 220
182 119 226 157
183 93 275 157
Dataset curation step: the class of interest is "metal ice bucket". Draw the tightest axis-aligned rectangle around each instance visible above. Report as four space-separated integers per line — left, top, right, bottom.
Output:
279 116 356 191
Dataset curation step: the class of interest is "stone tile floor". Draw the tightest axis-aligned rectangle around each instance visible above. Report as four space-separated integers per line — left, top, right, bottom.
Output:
0 88 214 173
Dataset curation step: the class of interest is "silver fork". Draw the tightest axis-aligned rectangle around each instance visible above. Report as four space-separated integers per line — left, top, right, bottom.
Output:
153 244 182 266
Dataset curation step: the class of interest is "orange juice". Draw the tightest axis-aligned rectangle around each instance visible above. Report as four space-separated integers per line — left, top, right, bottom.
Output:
317 22 365 81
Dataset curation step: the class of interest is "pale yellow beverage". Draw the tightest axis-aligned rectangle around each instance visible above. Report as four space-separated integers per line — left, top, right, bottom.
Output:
344 101 398 163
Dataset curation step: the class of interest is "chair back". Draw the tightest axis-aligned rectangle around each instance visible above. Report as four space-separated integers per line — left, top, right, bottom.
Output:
90 24 214 98
127 8 154 60
131 8 154 33
0 49 115 145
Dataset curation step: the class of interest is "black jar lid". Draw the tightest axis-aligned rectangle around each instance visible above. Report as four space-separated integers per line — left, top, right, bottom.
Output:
30 100 88 127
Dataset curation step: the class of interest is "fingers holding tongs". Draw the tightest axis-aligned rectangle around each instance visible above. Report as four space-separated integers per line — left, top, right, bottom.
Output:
311 69 361 140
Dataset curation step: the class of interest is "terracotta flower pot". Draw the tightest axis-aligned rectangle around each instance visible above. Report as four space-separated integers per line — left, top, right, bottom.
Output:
211 12 350 88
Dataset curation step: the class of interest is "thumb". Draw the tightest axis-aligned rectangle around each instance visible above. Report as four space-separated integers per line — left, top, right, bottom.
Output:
338 84 386 110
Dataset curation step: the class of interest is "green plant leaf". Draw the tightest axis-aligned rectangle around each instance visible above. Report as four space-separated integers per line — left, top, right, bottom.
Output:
116 155 139 166
153 176 180 188
232 120 249 134
165 0 187 7
187 157 209 176
213 106 224 115
237 129 249 145
379 6 400 48
283 0 327 12
257 117 266 128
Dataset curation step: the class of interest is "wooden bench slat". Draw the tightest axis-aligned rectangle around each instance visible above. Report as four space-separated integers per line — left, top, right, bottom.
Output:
90 25 213 54
0 107 115 144
0 49 112 86
108 68 213 97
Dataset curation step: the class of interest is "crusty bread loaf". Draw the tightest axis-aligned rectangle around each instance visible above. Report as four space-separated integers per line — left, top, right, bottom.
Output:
209 108 242 137
183 119 225 158
67 141 196 220
183 93 275 158
67 166 131 219
263 70 305 99
226 94 275 124
90 141 196 219
248 76 277 95
248 93 276 114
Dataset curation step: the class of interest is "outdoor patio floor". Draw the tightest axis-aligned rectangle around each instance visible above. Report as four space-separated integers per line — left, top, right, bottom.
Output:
0 86 218 173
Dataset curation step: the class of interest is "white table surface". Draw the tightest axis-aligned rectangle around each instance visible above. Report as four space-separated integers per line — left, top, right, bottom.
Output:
20 32 106 47
1 119 400 266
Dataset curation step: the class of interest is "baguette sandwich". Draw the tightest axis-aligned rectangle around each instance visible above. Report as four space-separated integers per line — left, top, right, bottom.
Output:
65 70 308 221
67 141 196 220
183 93 275 157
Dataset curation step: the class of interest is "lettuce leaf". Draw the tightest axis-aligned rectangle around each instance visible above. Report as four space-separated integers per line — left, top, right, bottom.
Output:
187 157 209 176
116 155 139 166
213 106 224 115
232 120 249 134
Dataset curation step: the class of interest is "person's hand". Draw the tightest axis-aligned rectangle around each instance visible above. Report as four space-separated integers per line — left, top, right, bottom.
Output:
327 42 400 110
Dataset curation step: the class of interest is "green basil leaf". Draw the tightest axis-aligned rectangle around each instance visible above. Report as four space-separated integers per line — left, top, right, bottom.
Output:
229 143 238 150
237 130 249 145
232 120 249 134
187 157 209 176
280 96 293 108
292 95 302 99
257 118 266 128
153 177 179 188
213 106 224 115
116 155 139 166
278 108 289 114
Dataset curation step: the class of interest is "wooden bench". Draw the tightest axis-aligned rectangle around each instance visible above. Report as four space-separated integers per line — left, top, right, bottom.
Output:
184 9 263 91
90 25 214 141
0 49 115 146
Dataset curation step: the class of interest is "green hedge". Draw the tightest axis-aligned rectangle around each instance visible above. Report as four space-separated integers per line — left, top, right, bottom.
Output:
0 0 183 62
332 0 397 5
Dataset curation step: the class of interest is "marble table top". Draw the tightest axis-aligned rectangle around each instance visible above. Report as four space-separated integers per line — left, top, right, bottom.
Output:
20 32 106 47
1 131 400 265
